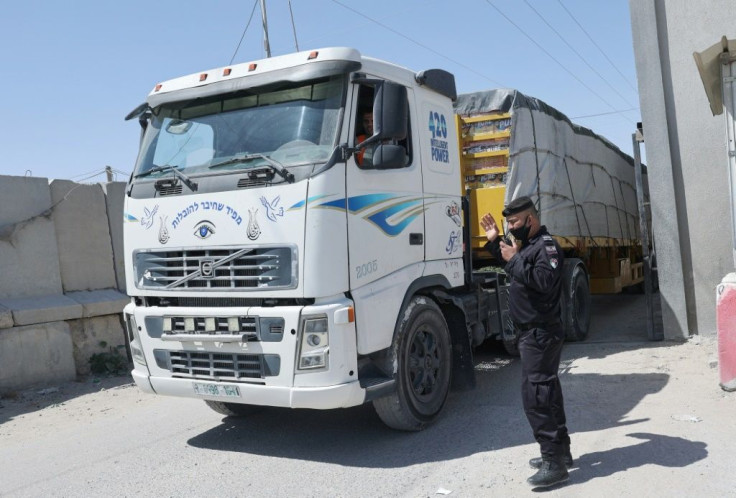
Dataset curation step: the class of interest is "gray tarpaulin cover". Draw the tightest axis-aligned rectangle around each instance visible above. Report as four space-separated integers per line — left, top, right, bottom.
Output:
455 89 644 242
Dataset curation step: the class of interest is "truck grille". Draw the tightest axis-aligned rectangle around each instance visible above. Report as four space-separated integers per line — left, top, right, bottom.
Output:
165 351 270 379
134 246 296 291
168 316 257 335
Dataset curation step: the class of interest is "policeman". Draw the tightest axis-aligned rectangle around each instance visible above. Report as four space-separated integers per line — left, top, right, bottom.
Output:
480 196 572 488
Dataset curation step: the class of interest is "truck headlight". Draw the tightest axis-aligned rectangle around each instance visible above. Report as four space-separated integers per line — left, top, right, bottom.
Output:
298 316 329 370
125 313 147 366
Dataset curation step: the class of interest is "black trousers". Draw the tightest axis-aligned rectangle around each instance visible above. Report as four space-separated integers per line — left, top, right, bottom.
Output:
518 323 570 459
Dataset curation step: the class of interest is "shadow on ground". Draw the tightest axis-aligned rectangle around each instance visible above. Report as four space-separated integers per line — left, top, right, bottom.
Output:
187 294 691 468
566 433 708 485
187 335 688 469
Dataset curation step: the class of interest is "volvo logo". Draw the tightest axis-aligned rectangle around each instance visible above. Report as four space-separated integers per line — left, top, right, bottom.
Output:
200 260 215 278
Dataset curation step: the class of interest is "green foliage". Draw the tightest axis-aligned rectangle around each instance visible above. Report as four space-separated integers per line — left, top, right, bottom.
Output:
88 341 129 375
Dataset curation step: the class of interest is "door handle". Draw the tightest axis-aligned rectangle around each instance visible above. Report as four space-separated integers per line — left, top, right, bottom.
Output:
409 233 423 245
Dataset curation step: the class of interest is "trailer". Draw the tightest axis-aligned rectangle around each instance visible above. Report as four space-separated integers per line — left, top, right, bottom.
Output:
455 89 649 341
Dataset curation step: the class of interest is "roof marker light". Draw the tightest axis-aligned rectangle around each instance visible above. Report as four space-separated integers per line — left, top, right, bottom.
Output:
248 63 257 71
308 51 319 60
154 84 162 92
223 68 232 76
199 73 208 81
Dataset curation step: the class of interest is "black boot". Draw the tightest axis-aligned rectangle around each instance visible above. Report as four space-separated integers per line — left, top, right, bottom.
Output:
529 450 573 469
526 457 569 488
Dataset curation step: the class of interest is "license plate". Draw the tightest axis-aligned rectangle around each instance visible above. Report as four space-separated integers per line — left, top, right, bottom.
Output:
192 382 240 398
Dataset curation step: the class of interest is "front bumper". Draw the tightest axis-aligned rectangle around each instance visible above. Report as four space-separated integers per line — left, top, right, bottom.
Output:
125 298 365 410
132 369 365 408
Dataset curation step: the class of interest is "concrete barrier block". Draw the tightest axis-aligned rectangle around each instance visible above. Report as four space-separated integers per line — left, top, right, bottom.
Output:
68 315 128 376
0 175 64 298
0 294 83 326
67 289 130 318
0 303 12 329
0 321 76 393
50 180 116 292
101 182 127 293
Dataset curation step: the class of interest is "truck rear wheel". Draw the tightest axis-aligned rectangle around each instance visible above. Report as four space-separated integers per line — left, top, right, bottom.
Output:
372 297 452 431
562 259 591 342
204 400 260 417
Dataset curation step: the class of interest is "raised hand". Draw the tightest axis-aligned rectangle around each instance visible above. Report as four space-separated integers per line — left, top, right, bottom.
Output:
480 213 499 242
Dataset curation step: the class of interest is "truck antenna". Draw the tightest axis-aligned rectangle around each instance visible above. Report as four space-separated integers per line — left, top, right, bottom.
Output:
260 0 271 58
288 0 299 52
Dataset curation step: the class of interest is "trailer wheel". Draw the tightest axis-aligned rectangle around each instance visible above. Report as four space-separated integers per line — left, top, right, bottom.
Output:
204 400 260 417
562 259 591 342
373 297 452 431
503 338 520 356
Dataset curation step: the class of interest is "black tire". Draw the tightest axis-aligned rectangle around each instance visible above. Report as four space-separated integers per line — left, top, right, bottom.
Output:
503 338 520 356
372 297 452 431
204 400 261 417
561 260 591 342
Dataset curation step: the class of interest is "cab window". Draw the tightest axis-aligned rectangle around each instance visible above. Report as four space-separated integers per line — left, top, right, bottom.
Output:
354 83 412 169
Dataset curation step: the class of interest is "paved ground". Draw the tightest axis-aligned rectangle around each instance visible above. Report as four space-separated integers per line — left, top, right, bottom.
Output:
1 293 734 497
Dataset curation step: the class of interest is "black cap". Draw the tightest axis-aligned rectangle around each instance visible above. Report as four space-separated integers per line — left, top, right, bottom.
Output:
502 196 534 217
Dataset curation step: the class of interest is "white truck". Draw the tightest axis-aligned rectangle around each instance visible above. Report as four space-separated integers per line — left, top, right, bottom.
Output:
123 47 641 430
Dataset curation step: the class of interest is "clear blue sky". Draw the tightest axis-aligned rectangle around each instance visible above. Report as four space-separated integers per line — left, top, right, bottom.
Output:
1 0 640 182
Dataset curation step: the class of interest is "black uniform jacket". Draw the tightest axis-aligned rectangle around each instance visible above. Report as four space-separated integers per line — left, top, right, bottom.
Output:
485 226 564 325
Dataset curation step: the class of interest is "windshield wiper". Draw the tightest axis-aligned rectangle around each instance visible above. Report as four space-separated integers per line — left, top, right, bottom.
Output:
209 153 294 183
134 165 198 192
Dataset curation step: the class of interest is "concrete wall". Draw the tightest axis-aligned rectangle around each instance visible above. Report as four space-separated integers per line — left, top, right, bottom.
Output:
630 0 736 337
0 176 64 298
0 175 129 393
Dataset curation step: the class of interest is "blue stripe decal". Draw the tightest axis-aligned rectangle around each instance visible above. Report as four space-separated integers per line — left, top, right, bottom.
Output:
294 192 424 236
346 193 398 212
124 213 138 222
365 199 423 236
289 194 331 210
320 198 347 209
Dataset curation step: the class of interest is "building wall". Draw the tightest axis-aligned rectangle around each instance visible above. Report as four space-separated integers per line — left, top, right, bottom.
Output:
630 0 736 337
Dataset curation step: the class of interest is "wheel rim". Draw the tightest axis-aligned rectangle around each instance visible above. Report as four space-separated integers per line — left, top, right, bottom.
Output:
407 329 442 402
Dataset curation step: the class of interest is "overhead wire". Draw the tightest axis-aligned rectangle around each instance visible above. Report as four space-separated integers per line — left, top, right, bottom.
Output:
572 107 639 120
330 0 507 88
523 0 637 110
69 167 108 181
484 0 634 125
75 170 111 183
229 0 260 65
556 0 639 93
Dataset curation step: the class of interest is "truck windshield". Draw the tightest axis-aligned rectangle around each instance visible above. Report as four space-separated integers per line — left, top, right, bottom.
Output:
132 75 345 180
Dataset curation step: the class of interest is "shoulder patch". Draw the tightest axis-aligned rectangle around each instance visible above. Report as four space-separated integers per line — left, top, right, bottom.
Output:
542 235 558 255
550 258 559 269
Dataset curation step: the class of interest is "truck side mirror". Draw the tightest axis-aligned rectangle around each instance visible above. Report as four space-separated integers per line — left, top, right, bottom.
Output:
373 81 408 141
371 144 407 170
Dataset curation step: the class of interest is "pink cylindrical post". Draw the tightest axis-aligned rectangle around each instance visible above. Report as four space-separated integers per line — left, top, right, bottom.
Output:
717 276 736 391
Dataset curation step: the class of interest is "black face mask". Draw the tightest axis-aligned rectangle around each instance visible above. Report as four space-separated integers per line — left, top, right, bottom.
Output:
509 215 531 243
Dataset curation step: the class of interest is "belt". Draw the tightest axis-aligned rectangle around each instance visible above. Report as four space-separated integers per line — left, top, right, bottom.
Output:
515 320 561 331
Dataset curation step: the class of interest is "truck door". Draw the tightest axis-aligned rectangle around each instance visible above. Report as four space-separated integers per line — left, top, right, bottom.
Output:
346 82 423 290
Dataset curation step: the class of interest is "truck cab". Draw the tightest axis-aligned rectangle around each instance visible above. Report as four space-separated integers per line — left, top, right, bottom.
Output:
123 48 477 430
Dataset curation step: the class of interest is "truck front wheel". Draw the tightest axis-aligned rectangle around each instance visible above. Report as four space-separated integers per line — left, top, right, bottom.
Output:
372 297 452 431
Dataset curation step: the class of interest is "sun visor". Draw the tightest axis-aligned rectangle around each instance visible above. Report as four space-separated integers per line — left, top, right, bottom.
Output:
146 59 361 109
